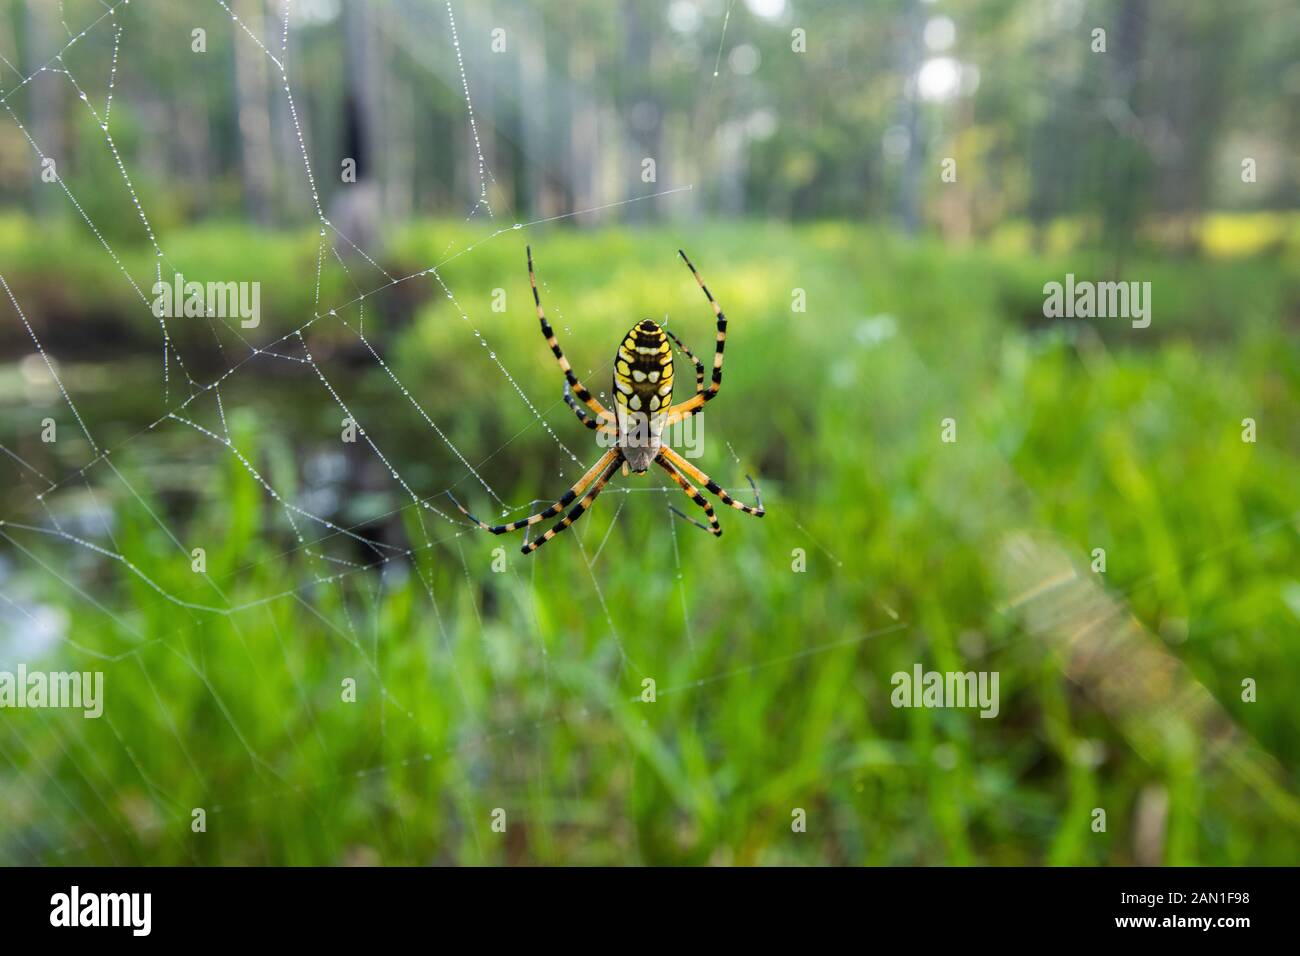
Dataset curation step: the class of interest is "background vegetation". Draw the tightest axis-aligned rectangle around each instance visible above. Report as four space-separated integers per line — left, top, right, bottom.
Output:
0 0 1297 865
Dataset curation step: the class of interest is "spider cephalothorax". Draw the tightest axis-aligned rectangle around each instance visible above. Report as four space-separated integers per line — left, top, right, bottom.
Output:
448 246 763 554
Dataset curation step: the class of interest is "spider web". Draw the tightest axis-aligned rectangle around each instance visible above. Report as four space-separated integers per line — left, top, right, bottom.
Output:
0 0 864 864
2 1 1293 867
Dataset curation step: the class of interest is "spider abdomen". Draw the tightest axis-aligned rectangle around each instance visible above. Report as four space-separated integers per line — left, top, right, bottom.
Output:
614 318 674 472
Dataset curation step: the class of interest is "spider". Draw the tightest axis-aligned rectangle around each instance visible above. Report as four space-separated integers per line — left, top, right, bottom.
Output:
448 246 764 554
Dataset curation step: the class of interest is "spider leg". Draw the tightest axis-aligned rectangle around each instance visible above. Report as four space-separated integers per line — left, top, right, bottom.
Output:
447 448 620 534
663 326 705 397
521 451 624 554
665 249 727 425
660 446 765 517
564 382 616 433
657 455 721 537
529 245 610 421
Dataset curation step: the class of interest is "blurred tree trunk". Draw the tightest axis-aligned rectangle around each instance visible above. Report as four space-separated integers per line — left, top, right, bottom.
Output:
176 92 213 217
518 34 548 219
386 69 414 220
546 27 573 216
335 0 382 252
717 124 745 216
893 0 923 234
271 9 303 223
622 0 662 222
1153 4 1242 253
1101 0 1149 269
25 0 62 216
567 44 598 218
500 42 526 218
1027 12 1069 254
232 0 275 226
459 0 494 217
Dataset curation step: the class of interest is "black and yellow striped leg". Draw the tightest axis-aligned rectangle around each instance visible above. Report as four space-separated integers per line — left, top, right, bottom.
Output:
447 448 620 535
661 446 765 517
666 249 727 424
657 455 722 537
663 327 705 397
564 382 616 433
522 451 624 554
529 245 609 421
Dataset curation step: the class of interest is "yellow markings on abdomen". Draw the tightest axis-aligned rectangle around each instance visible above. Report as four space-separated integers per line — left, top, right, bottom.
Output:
613 320 674 424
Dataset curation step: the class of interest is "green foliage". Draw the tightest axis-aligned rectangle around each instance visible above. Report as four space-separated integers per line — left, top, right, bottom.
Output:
1 219 1297 864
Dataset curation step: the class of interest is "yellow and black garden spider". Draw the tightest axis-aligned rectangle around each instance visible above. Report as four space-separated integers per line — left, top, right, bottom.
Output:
448 246 764 554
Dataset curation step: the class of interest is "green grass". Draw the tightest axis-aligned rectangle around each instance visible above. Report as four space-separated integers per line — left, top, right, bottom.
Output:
1 218 1297 865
